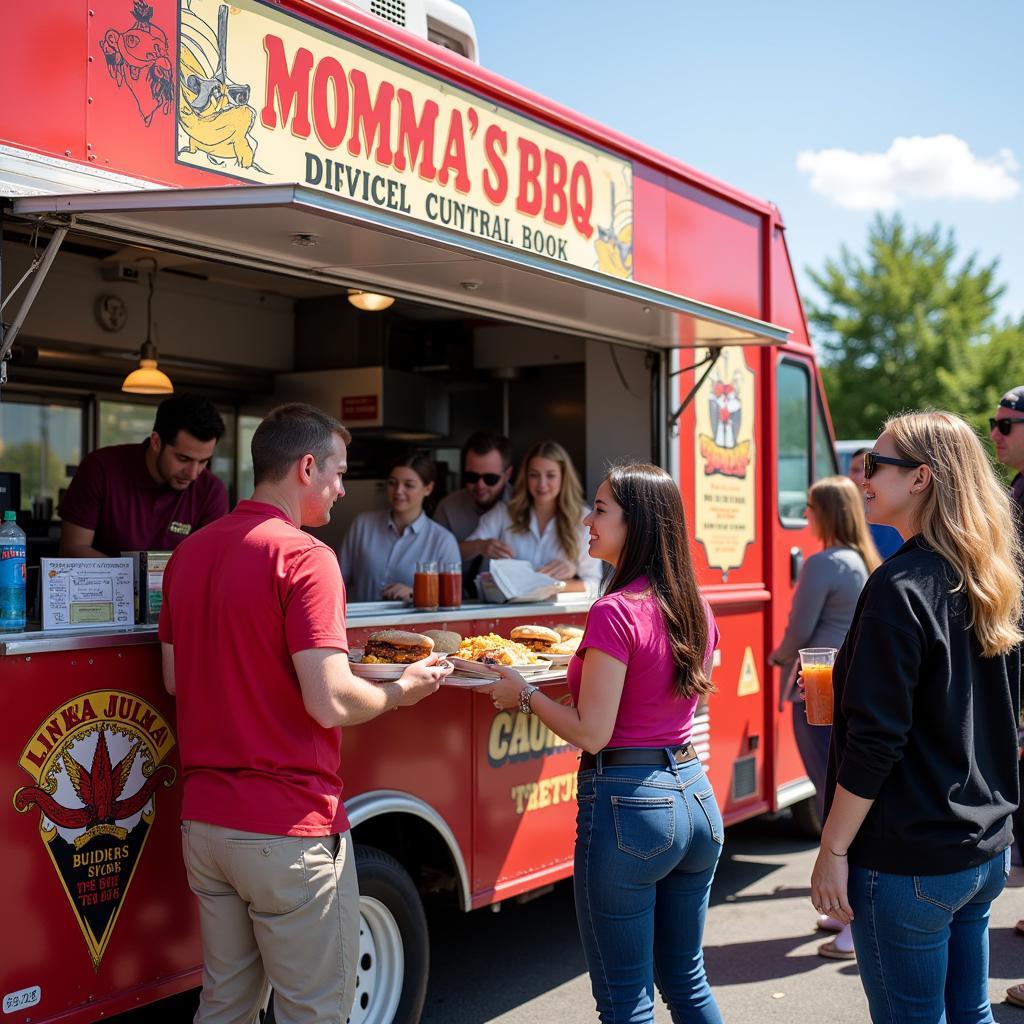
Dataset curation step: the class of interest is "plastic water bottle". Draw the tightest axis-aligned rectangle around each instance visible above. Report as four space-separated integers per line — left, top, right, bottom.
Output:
0 510 27 631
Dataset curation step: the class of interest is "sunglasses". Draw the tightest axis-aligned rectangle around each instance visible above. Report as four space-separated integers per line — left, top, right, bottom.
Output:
862 451 921 479
990 417 1024 436
464 471 503 486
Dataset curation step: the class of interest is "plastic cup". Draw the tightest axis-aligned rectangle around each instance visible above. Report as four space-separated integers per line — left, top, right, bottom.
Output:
413 561 439 611
799 647 837 726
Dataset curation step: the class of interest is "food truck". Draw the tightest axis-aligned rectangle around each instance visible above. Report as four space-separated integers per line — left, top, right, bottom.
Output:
0 1 838 1021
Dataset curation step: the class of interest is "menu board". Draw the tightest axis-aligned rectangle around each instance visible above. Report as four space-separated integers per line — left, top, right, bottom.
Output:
41 558 134 631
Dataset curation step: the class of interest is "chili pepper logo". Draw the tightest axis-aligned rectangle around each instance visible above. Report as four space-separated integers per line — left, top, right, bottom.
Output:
99 2 174 127
13 691 177 969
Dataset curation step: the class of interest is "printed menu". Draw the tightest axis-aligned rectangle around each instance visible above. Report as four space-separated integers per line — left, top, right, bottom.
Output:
41 558 134 630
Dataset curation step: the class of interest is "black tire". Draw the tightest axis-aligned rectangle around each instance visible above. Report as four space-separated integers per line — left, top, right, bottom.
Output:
790 794 822 838
352 845 430 1024
261 845 428 1024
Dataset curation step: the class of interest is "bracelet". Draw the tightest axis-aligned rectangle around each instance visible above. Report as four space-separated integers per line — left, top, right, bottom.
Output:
518 684 539 715
829 848 848 857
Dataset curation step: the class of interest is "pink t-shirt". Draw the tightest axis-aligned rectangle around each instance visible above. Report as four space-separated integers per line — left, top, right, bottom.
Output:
567 576 719 748
159 501 349 836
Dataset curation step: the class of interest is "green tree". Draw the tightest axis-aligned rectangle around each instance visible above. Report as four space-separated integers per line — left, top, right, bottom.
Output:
807 214 1020 439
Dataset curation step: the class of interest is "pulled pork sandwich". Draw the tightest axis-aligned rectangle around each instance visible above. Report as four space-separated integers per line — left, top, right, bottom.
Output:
422 629 461 655
510 624 560 654
363 630 434 664
556 625 584 643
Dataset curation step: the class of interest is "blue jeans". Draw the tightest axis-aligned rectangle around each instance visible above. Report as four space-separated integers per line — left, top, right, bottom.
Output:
574 752 724 1024
848 848 1010 1023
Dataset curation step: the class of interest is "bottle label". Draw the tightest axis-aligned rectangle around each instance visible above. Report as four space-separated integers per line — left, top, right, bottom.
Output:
0 544 26 587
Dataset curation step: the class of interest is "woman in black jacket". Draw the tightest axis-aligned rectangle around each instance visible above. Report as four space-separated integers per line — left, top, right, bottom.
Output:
810 411 1023 1023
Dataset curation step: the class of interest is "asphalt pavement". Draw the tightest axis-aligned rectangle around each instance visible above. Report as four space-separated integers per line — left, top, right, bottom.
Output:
113 812 1024 1023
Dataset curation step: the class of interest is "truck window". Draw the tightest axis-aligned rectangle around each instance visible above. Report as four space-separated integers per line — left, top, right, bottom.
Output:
814 393 838 480
777 360 810 525
0 398 83 512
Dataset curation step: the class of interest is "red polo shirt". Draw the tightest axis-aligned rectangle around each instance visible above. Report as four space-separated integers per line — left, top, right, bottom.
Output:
60 441 228 554
159 500 350 836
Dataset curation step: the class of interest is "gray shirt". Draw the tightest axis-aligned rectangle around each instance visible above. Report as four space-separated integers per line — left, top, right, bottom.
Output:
433 486 513 542
338 510 460 602
771 545 870 705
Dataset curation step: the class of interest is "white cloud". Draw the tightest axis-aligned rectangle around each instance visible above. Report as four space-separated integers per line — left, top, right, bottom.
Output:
796 134 1019 209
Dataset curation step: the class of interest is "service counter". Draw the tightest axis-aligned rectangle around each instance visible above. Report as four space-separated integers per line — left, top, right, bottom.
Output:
1 599 589 1023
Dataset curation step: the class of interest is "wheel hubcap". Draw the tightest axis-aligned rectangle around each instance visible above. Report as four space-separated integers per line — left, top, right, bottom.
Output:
347 895 405 1024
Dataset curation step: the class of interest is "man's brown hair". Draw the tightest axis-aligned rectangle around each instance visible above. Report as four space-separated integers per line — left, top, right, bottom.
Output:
251 403 351 485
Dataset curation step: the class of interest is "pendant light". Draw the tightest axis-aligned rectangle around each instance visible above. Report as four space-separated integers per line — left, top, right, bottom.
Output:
122 266 173 394
347 288 394 312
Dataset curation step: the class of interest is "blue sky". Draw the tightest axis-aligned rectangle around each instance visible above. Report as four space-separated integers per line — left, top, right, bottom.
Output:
460 0 1023 324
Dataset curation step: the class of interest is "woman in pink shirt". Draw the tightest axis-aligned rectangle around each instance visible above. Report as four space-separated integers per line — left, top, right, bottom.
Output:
483 463 723 1024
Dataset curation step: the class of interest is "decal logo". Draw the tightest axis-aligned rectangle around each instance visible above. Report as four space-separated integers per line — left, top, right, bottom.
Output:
100 2 175 127
167 520 193 536
178 3 261 169
693 349 757 581
13 691 176 969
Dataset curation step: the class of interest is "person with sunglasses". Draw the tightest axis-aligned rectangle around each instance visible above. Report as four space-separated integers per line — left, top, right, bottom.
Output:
990 385 1024 529
991 385 1024 1010
811 411 1023 1023
434 430 515 562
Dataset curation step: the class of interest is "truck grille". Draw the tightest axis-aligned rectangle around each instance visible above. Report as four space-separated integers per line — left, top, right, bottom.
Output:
371 0 406 26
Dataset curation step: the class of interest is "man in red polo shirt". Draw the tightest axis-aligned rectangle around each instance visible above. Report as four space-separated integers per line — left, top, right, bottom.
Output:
159 403 449 1024
59 393 228 556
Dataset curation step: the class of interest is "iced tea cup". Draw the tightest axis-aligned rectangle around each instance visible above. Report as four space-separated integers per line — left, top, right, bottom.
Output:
799 647 837 726
413 561 439 611
440 561 462 609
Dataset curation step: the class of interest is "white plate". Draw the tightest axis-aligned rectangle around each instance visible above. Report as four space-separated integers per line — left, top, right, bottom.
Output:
449 656 552 679
541 652 574 666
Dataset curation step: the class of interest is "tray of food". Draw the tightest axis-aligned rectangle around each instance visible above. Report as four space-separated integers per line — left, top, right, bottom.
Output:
449 632 554 679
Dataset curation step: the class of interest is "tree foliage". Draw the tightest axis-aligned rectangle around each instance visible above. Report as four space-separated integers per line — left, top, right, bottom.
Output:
807 214 1024 441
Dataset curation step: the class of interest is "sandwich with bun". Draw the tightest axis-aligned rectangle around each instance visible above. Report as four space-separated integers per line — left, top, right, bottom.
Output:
362 630 434 664
509 624 560 655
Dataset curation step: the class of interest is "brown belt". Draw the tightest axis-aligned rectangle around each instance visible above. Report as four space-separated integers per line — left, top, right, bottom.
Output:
578 743 697 771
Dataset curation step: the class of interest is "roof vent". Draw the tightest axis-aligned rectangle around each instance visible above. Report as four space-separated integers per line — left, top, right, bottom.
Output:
371 0 407 26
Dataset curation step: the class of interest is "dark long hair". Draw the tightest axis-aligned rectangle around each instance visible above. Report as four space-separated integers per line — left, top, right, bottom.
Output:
604 463 712 699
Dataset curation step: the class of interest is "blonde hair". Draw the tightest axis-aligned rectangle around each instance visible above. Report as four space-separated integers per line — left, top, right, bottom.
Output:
809 475 882 573
884 410 1023 656
507 440 584 563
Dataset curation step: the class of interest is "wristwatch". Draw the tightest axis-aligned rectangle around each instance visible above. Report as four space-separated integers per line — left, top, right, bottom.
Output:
518 684 539 715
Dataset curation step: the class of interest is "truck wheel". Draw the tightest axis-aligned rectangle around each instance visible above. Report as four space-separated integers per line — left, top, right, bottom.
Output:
260 846 428 1024
350 845 429 1024
790 795 822 838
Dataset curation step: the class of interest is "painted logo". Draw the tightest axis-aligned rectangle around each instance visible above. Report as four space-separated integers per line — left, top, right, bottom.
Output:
100 2 175 127
13 691 176 969
693 349 757 580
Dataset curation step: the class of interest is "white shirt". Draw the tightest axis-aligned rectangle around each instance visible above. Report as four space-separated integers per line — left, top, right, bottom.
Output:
467 502 604 597
338 510 460 602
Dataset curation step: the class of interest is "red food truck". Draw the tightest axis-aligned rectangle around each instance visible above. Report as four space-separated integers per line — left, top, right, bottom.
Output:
0 2 837 1021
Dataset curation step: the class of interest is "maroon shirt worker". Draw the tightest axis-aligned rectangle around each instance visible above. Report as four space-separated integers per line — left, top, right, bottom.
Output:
59 393 228 556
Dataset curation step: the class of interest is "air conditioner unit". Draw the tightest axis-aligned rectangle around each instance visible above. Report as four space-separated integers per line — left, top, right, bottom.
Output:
341 0 479 62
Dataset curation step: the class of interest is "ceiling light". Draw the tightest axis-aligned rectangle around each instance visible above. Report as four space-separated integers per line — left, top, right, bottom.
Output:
122 341 174 394
347 289 395 312
122 267 173 394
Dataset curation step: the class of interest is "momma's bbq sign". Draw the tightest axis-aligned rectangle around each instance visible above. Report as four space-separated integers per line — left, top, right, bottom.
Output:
174 0 634 278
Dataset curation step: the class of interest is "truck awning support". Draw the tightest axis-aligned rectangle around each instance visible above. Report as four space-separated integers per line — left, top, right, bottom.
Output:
0 220 68 392
667 345 722 435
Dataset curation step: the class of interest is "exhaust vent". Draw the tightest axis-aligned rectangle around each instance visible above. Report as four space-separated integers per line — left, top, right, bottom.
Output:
371 0 406 26
731 756 758 801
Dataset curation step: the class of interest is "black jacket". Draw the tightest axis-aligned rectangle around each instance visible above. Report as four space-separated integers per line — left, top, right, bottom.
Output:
825 535 1021 875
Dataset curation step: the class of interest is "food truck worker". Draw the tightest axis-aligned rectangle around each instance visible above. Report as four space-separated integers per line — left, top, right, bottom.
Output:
59 393 228 556
434 429 514 554
339 451 460 602
160 404 449 1024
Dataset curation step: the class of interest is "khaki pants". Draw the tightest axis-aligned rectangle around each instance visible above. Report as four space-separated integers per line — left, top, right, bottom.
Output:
181 821 360 1024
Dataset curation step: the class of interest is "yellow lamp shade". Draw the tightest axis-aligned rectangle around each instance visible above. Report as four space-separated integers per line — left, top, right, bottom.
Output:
347 289 395 312
122 358 174 395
